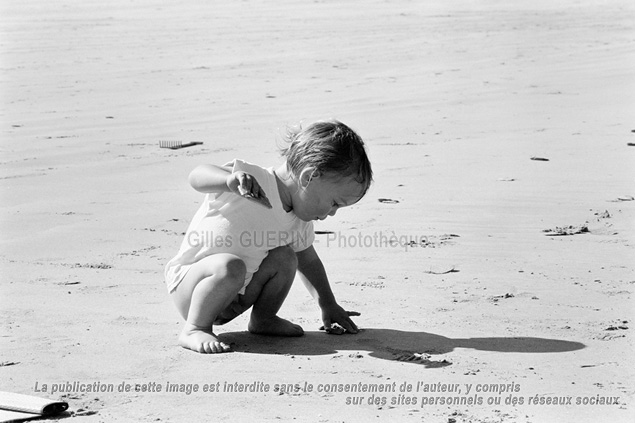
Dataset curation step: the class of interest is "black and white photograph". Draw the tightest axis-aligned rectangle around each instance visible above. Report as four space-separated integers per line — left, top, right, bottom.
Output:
1 0 633 422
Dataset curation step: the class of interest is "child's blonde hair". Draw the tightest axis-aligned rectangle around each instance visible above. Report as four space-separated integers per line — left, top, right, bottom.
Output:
280 120 373 197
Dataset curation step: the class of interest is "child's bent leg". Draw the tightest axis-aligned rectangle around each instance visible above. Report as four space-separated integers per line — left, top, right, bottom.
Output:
239 246 303 337
171 254 246 353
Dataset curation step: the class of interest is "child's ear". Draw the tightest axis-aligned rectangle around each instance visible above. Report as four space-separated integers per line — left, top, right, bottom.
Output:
298 167 320 189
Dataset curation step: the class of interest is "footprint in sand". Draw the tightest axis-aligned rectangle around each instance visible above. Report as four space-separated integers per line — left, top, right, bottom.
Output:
393 352 452 367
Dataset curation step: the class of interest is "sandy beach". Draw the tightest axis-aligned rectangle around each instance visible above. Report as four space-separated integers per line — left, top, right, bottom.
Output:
1 0 634 421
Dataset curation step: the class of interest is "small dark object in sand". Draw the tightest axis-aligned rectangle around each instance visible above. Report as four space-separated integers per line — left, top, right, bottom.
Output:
73 410 99 417
606 325 629 331
628 143 635 146
595 210 611 219
0 361 20 367
530 156 550 161
314 230 335 235
615 196 634 202
159 140 204 150
378 198 399 204
424 266 458 275
491 293 515 302
543 224 589 236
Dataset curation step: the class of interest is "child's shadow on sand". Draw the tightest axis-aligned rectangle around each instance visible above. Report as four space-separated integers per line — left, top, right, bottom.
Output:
222 328 585 368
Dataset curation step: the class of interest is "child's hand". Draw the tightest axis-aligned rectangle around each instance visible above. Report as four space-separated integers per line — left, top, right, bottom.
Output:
320 305 360 335
226 171 272 209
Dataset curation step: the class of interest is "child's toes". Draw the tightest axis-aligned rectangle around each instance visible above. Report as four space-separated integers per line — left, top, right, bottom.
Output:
200 342 213 353
203 341 230 353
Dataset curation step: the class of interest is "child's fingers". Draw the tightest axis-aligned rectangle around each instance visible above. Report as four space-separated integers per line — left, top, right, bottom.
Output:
340 317 358 334
233 175 271 209
338 310 359 334
339 311 360 333
242 173 259 195
236 175 272 209
235 172 252 196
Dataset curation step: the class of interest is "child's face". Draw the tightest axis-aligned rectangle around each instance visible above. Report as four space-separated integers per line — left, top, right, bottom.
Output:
292 173 365 222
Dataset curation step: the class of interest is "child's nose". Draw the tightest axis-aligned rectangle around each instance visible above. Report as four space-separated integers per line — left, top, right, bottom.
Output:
328 208 338 217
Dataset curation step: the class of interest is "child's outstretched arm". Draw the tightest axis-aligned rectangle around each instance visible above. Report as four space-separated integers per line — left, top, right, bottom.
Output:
296 245 359 334
189 164 271 208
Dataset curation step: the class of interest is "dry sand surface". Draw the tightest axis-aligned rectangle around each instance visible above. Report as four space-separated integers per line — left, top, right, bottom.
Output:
1 0 634 422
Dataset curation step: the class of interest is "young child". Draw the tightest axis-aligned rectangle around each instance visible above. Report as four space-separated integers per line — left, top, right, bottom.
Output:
165 120 373 353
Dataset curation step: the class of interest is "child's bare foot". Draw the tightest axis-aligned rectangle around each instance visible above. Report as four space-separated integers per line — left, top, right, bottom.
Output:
248 315 304 337
179 323 231 353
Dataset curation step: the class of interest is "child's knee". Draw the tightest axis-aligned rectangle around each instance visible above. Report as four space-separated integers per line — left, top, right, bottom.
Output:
269 245 297 273
220 256 247 285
